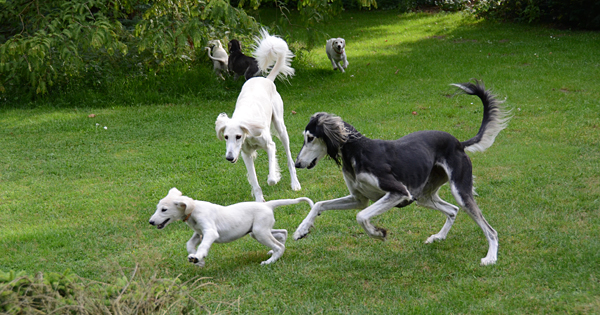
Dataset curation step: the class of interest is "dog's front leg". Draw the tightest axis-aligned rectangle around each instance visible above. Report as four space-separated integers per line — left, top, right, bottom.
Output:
186 232 202 256
241 150 264 202
329 56 338 70
356 192 409 240
188 230 218 267
293 195 367 240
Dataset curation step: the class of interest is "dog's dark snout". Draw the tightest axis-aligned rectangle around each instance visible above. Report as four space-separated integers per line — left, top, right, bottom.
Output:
149 220 155 225
226 156 235 162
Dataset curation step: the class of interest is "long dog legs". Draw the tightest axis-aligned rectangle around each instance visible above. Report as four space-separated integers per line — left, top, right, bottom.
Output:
293 195 368 240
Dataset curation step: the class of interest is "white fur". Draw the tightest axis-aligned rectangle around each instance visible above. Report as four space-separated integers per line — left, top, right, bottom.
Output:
215 29 300 202
205 40 229 80
149 188 314 267
326 38 348 73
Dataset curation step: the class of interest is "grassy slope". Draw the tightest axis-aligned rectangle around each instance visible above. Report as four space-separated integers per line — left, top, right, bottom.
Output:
1 10 599 313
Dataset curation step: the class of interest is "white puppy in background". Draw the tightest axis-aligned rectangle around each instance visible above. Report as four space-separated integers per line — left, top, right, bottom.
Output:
326 38 348 73
148 188 314 267
205 40 228 79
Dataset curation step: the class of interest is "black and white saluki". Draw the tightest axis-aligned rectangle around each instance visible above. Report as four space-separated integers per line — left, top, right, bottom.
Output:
294 81 511 265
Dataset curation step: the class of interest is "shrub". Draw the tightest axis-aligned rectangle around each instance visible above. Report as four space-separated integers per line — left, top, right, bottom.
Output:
473 0 600 29
0 268 216 314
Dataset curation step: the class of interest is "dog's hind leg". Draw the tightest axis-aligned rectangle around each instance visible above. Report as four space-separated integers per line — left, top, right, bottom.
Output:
294 195 368 240
272 111 301 191
270 229 288 244
252 229 285 265
241 150 264 202
453 187 498 266
448 160 498 265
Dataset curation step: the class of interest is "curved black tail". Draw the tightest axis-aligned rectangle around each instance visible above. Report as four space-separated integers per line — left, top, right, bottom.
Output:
453 81 511 153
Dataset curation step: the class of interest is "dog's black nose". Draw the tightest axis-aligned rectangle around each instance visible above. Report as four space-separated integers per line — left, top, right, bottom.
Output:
149 220 155 225
226 156 235 162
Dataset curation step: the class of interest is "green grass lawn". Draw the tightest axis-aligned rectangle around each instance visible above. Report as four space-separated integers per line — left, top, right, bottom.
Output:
1 10 599 314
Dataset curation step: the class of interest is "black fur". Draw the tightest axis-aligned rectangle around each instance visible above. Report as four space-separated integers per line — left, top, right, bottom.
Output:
227 39 260 80
293 81 509 264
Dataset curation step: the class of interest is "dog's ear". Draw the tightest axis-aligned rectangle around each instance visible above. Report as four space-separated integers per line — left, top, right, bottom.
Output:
168 187 182 197
174 196 195 216
240 121 264 137
317 113 349 165
215 113 229 140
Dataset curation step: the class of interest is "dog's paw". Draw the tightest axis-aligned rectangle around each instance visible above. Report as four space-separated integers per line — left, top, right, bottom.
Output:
293 228 310 241
188 255 199 264
267 174 281 186
188 255 205 267
371 227 387 240
291 181 301 191
425 234 446 244
480 256 497 266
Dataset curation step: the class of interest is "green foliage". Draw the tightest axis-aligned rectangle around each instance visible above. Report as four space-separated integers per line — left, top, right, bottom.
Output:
0 268 216 314
0 0 127 95
473 0 600 29
0 0 381 98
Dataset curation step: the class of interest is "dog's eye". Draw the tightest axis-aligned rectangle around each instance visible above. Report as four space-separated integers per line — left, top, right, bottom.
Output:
161 208 167 212
307 135 314 142
236 135 242 140
224 135 228 140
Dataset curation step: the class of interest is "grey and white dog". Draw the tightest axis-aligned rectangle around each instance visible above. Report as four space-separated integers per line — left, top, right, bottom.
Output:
326 38 348 73
149 188 314 267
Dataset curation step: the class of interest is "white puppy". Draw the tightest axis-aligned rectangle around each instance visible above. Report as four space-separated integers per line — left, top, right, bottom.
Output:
205 40 228 79
215 29 300 202
149 188 314 267
326 38 348 73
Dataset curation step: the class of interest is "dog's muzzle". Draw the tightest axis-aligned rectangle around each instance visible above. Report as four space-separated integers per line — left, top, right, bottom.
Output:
226 156 237 163
295 158 318 169
149 218 170 229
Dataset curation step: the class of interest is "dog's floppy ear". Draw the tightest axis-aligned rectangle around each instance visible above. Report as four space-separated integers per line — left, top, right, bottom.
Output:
168 187 182 197
240 121 264 137
174 196 196 216
215 113 229 140
315 113 349 165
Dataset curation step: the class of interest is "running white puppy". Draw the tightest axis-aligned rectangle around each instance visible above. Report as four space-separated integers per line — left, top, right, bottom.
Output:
326 38 348 73
205 40 229 80
216 28 300 202
149 188 314 267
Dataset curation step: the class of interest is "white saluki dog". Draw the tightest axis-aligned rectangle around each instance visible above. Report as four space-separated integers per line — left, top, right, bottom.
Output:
294 81 511 265
205 40 228 80
216 29 300 202
149 188 314 267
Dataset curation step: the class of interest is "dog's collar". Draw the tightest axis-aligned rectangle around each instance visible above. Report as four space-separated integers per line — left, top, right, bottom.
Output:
183 213 192 222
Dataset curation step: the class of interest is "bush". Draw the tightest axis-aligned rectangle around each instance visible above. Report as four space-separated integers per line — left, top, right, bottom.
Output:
473 0 600 29
0 268 216 314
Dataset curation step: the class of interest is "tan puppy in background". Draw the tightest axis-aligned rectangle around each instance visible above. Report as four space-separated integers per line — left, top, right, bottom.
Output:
326 38 348 73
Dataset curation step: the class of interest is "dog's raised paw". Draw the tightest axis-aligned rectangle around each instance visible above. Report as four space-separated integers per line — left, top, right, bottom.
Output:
293 230 308 241
188 255 199 264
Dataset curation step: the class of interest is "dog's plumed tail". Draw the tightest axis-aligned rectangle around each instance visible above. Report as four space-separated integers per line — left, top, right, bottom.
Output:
453 81 512 153
253 28 295 82
265 197 314 210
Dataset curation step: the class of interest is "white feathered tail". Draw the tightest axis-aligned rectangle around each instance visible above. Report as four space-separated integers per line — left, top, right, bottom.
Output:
253 28 295 82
